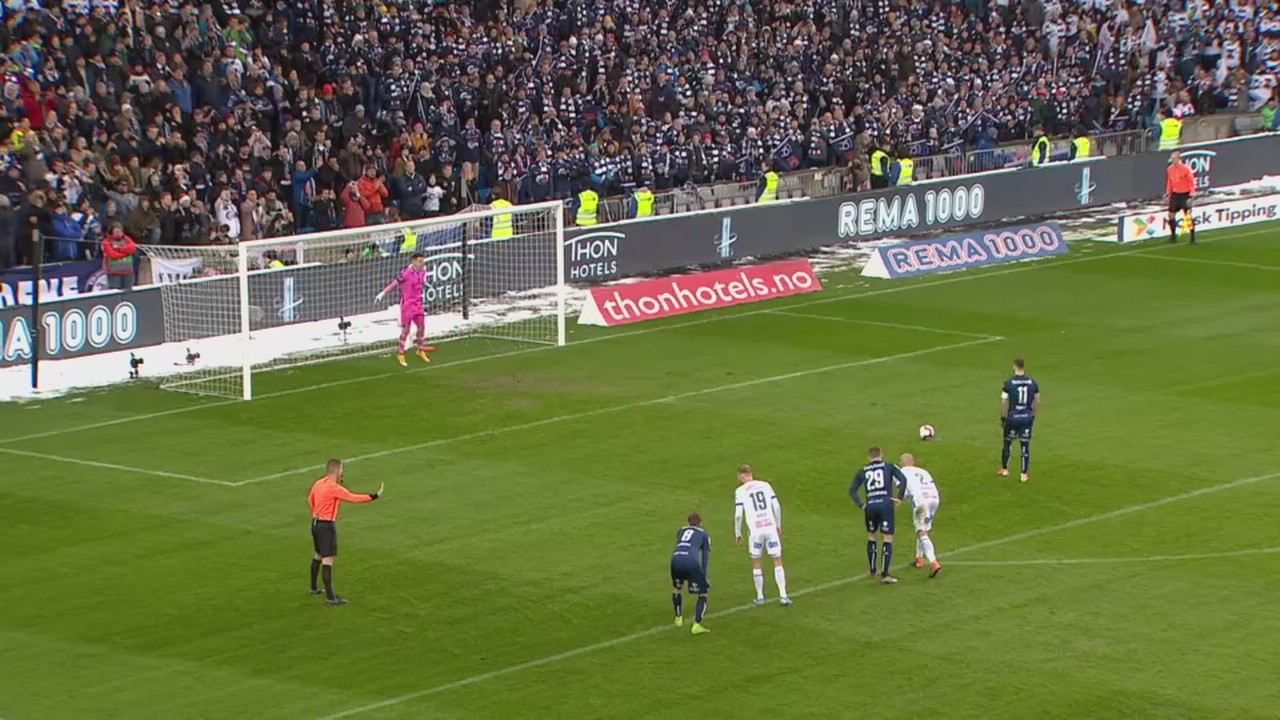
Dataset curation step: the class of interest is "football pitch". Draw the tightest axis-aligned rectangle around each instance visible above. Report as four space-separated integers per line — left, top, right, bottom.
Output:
3 224 1280 719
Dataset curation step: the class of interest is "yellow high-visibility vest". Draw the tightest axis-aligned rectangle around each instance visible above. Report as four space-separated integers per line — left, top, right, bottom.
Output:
896 158 913 185
491 198 513 238
758 171 779 203
400 231 418 253
1072 136 1091 160
633 189 654 217
1031 135 1050 166
575 190 598 226
1159 117 1182 150
869 150 888 176
268 259 285 269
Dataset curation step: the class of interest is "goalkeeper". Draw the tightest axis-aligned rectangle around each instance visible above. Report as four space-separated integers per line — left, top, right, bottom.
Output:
375 252 437 366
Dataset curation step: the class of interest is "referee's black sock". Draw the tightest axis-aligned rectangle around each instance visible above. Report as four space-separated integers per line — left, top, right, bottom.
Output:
310 559 321 591
322 565 335 601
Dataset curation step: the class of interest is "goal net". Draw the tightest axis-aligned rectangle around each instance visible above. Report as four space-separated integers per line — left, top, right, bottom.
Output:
142 200 566 399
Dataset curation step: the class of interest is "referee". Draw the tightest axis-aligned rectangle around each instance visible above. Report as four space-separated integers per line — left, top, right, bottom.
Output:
309 459 382 605
1165 151 1196 245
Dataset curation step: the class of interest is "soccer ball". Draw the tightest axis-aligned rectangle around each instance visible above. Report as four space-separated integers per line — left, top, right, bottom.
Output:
918 424 936 440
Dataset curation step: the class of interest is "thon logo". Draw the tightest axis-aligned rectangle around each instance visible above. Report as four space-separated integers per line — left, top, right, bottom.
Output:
1075 166 1096 205
1181 150 1217 191
713 216 737 258
566 231 624 281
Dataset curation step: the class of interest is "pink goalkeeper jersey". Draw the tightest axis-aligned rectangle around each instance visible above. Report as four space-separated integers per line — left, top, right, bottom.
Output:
384 265 427 311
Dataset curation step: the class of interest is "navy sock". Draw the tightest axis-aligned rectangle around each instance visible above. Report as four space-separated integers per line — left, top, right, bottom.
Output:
1021 441 1031 474
867 540 879 574
694 596 707 623
672 593 682 617
881 542 894 577
1001 438 1012 469
322 565 335 600
310 559 321 591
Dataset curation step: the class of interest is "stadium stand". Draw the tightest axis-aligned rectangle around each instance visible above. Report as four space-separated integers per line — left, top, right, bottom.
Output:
0 0 1277 263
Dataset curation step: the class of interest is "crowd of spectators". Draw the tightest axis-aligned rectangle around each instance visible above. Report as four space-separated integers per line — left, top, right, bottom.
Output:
0 0 1277 269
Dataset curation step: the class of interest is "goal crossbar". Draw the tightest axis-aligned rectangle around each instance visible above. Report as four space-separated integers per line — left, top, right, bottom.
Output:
150 200 567 400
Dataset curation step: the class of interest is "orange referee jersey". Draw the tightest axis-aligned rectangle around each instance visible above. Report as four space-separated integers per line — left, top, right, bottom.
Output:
309 476 375 521
1166 163 1195 195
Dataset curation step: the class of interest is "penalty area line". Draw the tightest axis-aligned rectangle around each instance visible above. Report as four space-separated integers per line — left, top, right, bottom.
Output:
946 547 1280 566
317 469 1280 719
0 447 235 486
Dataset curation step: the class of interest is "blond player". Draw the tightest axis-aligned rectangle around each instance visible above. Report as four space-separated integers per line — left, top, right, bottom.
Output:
733 464 792 606
900 454 941 577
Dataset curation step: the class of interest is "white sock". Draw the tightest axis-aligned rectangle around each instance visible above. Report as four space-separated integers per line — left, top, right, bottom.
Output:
753 568 765 599
921 536 937 564
915 537 923 558
774 566 789 599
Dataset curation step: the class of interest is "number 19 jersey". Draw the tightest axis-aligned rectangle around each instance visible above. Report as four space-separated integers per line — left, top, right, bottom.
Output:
734 480 782 559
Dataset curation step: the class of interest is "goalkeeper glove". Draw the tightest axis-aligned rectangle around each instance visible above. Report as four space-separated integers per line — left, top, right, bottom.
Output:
375 291 386 302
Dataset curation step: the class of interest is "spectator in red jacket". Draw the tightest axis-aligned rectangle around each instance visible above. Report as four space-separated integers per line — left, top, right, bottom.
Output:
356 165 389 226
340 180 368 229
101 222 137 291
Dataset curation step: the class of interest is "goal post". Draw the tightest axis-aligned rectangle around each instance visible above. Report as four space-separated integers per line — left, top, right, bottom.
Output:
143 200 567 400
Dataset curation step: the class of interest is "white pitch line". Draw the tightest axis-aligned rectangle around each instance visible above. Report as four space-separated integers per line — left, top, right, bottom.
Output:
0 447 234 486
237 335 1001 486
318 469 1280 719
946 547 1280 566
1125 253 1280 271
6 222 1275 447
768 310 1003 340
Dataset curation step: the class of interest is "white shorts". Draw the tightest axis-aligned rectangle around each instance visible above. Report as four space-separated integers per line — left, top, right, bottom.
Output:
748 528 782 559
913 499 939 533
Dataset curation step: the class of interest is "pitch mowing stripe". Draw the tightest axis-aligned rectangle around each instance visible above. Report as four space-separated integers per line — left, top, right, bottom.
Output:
767 310 1004 339
0 447 234 486
236 335 1003 485
318 470 1280 719
2 223 1273 446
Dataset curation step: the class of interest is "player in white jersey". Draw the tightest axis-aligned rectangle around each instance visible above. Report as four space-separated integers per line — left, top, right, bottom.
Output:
733 464 792 606
900 454 942 577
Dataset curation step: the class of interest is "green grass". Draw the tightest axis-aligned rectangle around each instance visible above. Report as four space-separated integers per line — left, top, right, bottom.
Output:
3 224 1280 719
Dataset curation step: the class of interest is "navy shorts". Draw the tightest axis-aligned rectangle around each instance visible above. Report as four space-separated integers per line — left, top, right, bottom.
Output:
1004 418 1034 441
670 556 710 594
864 503 895 535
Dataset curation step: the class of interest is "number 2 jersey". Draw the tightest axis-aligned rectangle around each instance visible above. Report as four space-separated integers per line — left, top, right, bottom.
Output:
901 466 940 507
734 480 781 538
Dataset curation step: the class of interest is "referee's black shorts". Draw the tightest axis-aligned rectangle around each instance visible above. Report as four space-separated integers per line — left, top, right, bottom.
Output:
312 519 337 557
1169 192 1191 213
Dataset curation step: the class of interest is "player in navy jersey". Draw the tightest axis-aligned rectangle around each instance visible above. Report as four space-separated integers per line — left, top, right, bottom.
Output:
850 446 908 585
670 513 712 635
1000 357 1041 483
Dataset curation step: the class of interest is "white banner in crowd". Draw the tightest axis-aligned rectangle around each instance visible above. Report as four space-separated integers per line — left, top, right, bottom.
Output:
1114 194 1280 243
148 256 206 285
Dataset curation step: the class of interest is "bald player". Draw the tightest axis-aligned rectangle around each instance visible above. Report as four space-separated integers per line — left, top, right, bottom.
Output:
900 454 942 578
